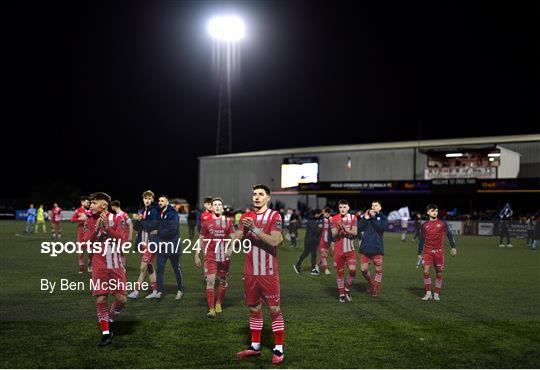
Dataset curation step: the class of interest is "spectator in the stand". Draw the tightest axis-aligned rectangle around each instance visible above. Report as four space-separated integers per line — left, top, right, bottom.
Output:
526 216 535 247
532 218 539 250
464 216 473 235
498 219 512 248
187 208 197 239
288 209 300 248
412 214 422 242
234 209 242 227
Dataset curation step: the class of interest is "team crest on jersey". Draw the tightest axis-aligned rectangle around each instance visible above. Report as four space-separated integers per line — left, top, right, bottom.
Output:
209 229 214 235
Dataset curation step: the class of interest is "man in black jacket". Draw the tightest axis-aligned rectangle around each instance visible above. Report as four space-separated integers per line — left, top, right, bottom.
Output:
293 209 323 275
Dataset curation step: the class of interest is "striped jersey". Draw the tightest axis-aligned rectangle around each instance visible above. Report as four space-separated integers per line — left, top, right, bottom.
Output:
320 217 330 243
83 212 129 270
240 208 282 276
200 215 234 262
331 213 357 253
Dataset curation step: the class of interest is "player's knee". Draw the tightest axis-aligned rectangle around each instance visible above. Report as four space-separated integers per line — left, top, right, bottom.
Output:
248 304 262 313
269 305 281 314
140 264 148 273
96 295 107 304
117 295 128 304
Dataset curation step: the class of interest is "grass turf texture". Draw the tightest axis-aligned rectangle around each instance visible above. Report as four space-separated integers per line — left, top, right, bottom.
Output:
0 220 538 368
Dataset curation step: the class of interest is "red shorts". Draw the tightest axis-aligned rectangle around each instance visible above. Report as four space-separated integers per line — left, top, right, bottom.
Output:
319 241 329 252
140 243 155 264
244 274 281 307
91 260 127 296
360 254 383 266
333 250 357 270
204 259 230 279
423 249 444 272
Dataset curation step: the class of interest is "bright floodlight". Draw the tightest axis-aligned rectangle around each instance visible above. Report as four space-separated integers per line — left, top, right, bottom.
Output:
207 15 245 42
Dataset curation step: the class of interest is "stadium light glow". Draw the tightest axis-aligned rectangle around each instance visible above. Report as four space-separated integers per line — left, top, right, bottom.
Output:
445 153 463 158
207 15 246 42
488 153 501 157
489 157 495 162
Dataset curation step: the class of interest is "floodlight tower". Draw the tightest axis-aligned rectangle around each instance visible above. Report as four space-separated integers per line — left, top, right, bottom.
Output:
207 15 245 154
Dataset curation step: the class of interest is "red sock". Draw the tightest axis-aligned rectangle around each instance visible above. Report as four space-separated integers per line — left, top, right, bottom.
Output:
249 311 263 344
345 270 356 289
150 282 157 292
270 311 284 345
337 269 345 295
321 257 328 270
96 302 109 334
423 273 432 292
434 274 443 294
217 283 227 304
362 270 372 283
374 270 383 291
206 288 215 310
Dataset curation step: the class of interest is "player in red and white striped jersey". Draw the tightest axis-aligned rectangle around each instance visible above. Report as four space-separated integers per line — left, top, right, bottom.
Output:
195 197 236 318
50 203 63 239
317 207 333 275
82 192 129 347
234 184 285 365
199 196 214 229
331 200 358 303
111 200 133 269
71 196 92 273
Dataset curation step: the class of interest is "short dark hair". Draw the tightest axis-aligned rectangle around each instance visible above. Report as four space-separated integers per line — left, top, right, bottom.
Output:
159 195 169 200
311 208 322 216
80 196 89 202
253 184 271 195
338 199 349 205
211 197 224 205
372 200 382 206
426 204 438 211
89 192 111 204
324 207 332 213
203 196 213 204
110 200 121 208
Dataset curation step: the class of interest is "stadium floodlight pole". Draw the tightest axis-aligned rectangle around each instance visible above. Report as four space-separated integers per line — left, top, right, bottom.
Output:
207 15 245 154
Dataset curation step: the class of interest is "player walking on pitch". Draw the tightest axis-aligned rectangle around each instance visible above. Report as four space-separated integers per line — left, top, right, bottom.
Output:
82 192 129 347
417 204 457 301
234 184 285 365
71 196 93 273
331 200 358 302
357 200 387 297
317 207 333 275
195 197 236 318
128 190 159 299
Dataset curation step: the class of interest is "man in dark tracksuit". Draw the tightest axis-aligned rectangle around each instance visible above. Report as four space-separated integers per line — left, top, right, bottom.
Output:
357 200 387 297
155 195 184 300
499 218 512 248
294 209 323 275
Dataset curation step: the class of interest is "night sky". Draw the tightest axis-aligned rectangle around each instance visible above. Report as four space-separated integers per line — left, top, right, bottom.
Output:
3 1 537 208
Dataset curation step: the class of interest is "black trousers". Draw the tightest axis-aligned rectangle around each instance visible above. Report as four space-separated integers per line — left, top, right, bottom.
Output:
296 242 318 270
499 231 510 245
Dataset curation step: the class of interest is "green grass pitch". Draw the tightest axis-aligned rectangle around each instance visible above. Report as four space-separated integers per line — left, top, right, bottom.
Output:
0 220 539 368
